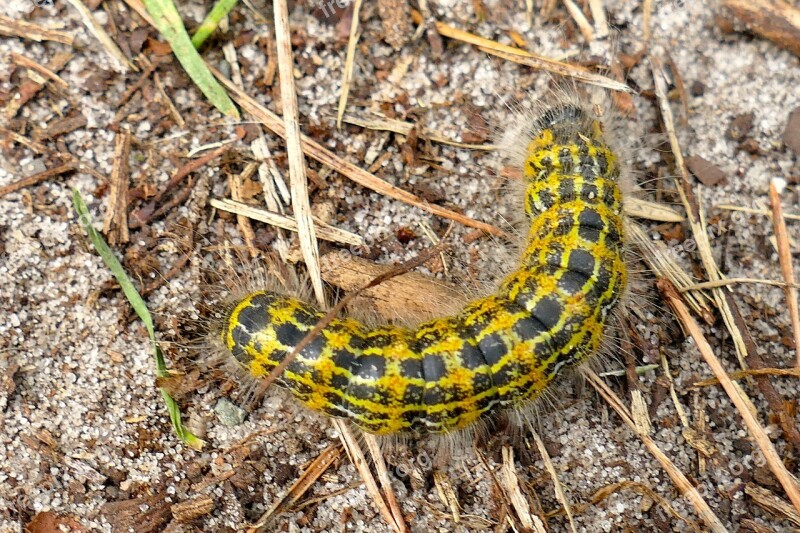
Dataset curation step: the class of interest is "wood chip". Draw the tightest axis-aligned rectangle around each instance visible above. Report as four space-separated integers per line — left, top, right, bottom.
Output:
171 495 215 522
721 0 800 57
103 129 132 244
745 483 800 527
0 15 74 45
38 112 88 141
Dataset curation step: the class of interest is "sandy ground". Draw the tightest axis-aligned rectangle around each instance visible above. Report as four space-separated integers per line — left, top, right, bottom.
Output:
1 0 800 531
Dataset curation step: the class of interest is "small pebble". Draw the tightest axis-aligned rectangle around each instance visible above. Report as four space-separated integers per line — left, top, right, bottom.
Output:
214 399 247 427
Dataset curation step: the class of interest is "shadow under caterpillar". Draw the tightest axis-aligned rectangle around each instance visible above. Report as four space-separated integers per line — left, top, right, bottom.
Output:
220 102 627 436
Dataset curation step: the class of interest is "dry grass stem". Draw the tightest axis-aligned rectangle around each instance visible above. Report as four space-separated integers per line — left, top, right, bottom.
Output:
682 277 800 292
585 370 727 532
499 446 542 531
228 168 259 258
562 0 594 41
337 0 364 128
717 203 800 221
65 0 135 72
433 22 631 93
628 224 715 324
588 0 609 38
529 433 576 532
693 366 800 387
343 114 496 150
10 52 69 88
658 279 800 514
651 53 752 367
120 0 157 27
650 51 800 451
0 163 77 198
335 421 409 533
5 52 73 119
273 0 325 306
250 443 342 531
211 68 506 237
624 197 684 222
362 433 408 531
209 198 363 246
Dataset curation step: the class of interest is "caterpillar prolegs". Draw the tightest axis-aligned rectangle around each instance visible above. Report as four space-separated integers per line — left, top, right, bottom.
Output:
222 103 627 436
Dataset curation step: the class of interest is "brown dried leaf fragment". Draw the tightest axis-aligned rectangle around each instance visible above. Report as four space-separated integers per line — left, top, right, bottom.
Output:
686 156 727 187
782 106 800 154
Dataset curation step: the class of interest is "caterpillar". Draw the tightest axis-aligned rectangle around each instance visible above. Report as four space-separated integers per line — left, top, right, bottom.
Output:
220 101 627 436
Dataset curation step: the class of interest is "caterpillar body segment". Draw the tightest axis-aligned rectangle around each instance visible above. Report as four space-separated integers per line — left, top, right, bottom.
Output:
223 103 627 436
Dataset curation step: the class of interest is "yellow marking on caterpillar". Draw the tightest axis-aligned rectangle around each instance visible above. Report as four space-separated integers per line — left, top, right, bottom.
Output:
222 104 628 435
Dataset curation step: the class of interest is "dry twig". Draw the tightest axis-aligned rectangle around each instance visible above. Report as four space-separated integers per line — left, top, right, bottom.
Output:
9 53 69 88
562 0 594 41
336 421 409 533
4 52 73 119
768 179 800 365
0 163 77 198
651 52 800 453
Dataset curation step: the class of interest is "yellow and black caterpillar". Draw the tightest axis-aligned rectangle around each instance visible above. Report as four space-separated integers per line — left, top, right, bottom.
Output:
222 103 627 436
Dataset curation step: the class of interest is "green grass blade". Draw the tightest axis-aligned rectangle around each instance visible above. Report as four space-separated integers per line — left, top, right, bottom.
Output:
143 0 239 119
191 0 240 49
72 189 205 451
